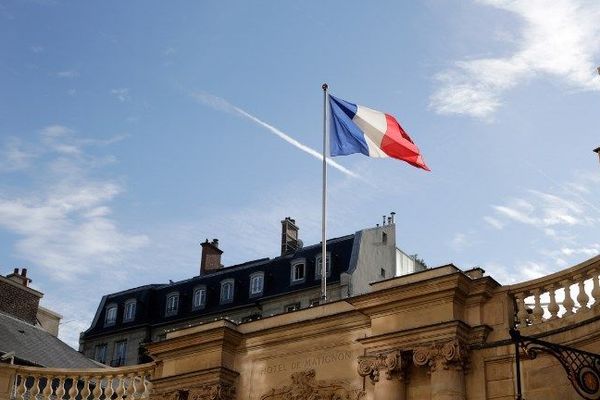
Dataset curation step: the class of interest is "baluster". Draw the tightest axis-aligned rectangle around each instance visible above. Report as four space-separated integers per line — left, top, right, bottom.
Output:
80 376 91 400
92 376 102 400
104 376 115 399
68 376 79 400
15 375 27 400
133 374 144 398
562 280 575 316
531 289 544 324
55 376 66 400
515 293 530 327
548 284 560 319
42 376 53 400
115 375 126 399
142 374 152 399
590 269 600 307
30 375 41 400
575 274 590 312
125 373 136 400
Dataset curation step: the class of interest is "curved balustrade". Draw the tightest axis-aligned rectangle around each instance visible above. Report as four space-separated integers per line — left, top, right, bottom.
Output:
508 256 600 328
3 362 155 400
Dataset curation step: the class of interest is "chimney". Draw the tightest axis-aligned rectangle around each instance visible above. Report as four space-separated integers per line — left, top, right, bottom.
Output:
281 217 299 256
200 238 223 276
7 267 32 287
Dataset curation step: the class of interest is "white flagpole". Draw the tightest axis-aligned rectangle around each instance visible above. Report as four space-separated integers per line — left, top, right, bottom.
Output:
321 83 328 302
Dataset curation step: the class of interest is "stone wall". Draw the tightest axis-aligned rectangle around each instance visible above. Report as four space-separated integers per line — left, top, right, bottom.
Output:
0 277 41 325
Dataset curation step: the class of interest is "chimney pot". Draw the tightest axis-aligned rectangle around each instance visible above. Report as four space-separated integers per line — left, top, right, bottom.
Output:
21 268 27 277
13 268 18 274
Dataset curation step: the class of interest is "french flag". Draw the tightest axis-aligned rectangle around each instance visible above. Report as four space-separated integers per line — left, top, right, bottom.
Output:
329 95 430 171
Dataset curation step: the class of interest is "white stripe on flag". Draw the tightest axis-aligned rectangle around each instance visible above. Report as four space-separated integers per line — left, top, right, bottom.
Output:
353 105 389 158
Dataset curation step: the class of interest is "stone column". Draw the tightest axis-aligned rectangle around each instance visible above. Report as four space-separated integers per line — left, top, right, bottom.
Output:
413 339 469 400
358 350 409 400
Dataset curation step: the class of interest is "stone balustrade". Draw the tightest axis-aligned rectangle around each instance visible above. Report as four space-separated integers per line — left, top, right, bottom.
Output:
508 257 600 328
0 362 155 400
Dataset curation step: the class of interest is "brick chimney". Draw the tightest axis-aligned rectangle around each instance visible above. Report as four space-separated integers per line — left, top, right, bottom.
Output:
7 267 32 287
200 238 223 276
281 217 299 256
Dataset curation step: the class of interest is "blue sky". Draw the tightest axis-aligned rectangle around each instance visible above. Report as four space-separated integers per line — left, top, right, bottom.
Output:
1 0 599 347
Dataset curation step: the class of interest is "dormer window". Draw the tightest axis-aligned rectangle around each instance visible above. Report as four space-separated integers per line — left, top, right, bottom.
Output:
220 279 234 304
193 286 207 309
165 292 179 316
291 259 306 284
315 254 331 279
249 272 264 297
123 299 136 322
105 304 117 326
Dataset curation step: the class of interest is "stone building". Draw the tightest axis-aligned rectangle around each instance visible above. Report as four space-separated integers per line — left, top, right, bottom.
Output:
79 216 425 367
3 254 600 399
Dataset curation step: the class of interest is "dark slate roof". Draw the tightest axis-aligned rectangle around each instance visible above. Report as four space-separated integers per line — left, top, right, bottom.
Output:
82 234 356 339
0 312 100 368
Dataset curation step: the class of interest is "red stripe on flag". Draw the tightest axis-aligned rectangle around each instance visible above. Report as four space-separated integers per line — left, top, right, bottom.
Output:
380 114 430 171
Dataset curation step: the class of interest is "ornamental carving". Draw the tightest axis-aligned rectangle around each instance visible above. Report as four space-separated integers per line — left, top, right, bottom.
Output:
152 391 183 400
260 369 365 400
183 384 235 400
413 339 469 373
357 350 410 383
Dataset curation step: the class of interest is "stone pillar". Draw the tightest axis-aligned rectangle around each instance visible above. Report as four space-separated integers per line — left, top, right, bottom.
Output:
358 350 409 400
413 339 469 400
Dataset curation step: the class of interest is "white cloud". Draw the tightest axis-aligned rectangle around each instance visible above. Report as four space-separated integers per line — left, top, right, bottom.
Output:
111 88 130 103
483 216 504 229
430 0 600 119
191 91 359 178
0 138 36 172
56 70 79 79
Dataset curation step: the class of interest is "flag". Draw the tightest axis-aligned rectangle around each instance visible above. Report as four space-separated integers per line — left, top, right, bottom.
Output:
329 95 430 171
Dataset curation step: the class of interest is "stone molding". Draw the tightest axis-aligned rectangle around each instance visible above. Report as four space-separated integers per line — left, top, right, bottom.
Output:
413 339 469 373
357 350 410 383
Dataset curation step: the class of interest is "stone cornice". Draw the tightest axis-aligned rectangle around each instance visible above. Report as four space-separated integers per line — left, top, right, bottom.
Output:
151 366 239 394
147 325 243 359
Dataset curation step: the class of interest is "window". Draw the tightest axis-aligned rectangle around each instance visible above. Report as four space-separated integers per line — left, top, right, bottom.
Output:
94 344 107 364
315 254 331 279
285 302 301 313
112 340 127 367
192 287 207 309
291 260 306 284
165 292 179 316
382 231 388 244
380 268 386 278
249 272 264 296
105 304 117 326
123 299 136 322
220 279 234 304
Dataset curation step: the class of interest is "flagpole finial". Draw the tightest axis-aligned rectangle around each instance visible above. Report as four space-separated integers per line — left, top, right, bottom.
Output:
322 83 328 91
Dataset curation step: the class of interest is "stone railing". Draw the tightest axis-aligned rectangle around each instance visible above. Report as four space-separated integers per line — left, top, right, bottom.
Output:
508 256 600 328
0 362 155 400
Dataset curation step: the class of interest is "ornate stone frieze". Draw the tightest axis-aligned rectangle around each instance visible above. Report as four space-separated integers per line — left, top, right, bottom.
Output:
152 390 183 400
260 369 365 400
357 350 410 383
187 384 236 400
413 339 469 373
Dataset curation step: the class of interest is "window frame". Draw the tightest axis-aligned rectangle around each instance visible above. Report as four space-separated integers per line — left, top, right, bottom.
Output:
220 279 235 304
123 299 136 322
249 272 265 297
94 343 108 364
290 259 306 285
165 291 179 316
314 253 332 280
192 286 207 310
113 340 127 367
104 303 117 327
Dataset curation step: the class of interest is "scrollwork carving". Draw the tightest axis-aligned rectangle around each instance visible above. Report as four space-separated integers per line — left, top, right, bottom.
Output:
261 369 365 400
187 383 235 400
357 350 409 383
412 339 469 373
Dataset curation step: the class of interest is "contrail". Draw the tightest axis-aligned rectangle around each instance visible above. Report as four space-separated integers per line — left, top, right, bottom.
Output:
191 92 359 178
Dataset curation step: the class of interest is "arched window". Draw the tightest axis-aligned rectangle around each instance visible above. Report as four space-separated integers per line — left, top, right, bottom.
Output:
105 304 117 326
290 259 306 284
165 292 179 316
193 286 207 309
123 299 136 322
220 279 234 304
315 253 331 279
249 272 264 296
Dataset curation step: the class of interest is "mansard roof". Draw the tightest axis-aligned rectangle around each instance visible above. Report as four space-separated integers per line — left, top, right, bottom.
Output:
82 234 356 339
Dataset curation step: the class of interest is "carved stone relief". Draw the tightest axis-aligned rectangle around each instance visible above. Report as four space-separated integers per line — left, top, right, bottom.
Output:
260 369 365 400
357 350 410 383
413 339 469 373
154 384 235 400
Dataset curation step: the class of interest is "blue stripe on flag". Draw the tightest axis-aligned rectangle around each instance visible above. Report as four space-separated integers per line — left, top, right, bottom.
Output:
329 95 369 157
